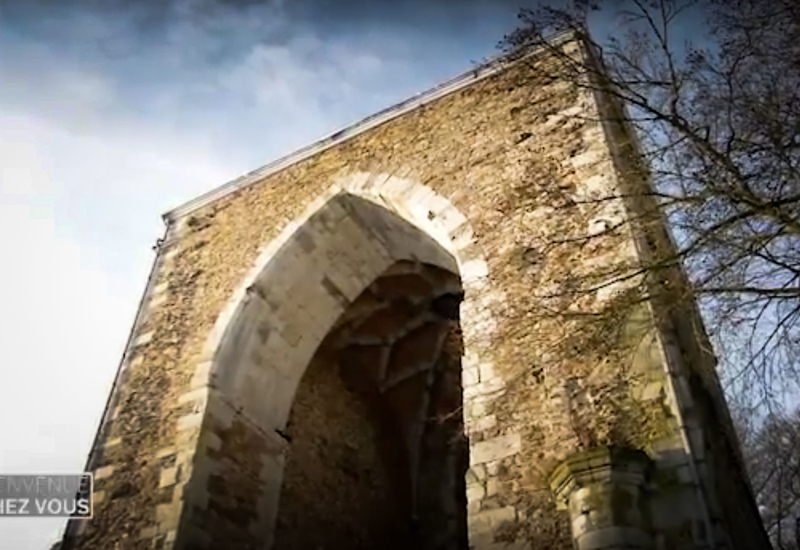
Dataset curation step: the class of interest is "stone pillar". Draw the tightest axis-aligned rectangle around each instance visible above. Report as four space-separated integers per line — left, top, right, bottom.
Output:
549 447 654 550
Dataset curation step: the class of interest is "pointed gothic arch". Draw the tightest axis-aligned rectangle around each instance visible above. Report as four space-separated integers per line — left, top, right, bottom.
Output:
59 37 771 549
168 174 499 549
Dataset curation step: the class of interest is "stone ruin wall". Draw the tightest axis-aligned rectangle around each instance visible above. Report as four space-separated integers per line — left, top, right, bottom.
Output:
61 38 766 550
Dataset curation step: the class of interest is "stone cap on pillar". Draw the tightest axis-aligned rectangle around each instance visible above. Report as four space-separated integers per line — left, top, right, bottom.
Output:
548 446 652 510
547 448 655 549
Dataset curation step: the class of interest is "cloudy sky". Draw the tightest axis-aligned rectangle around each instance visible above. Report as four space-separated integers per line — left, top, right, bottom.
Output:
0 0 552 546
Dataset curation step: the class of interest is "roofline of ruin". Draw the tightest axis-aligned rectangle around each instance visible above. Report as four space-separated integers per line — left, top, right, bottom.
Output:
162 29 579 224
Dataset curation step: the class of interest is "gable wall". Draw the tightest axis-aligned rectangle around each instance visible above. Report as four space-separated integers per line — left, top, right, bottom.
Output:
60 38 761 550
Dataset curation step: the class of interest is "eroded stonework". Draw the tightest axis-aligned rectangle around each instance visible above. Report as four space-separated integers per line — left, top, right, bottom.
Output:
62 35 768 550
274 263 467 550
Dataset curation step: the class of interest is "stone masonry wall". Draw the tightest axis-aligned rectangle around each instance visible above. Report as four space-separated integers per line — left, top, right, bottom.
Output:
585 41 772 549
272 349 410 550
61 37 762 550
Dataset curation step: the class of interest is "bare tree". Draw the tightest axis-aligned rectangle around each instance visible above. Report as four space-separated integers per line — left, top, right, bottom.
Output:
736 405 800 549
500 0 800 415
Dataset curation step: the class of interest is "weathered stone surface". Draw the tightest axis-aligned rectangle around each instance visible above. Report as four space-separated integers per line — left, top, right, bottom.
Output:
272 352 411 550
373 273 434 301
351 300 418 341
470 433 522 466
386 322 444 376
550 448 654 550
60 35 766 550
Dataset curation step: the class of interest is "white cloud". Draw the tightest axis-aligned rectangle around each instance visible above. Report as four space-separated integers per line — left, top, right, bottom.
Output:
221 36 386 116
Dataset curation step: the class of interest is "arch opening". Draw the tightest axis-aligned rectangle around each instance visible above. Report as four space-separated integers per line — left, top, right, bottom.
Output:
188 187 481 550
273 261 468 550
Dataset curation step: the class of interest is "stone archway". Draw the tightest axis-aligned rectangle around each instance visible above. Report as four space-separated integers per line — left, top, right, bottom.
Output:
273 261 468 550
59 40 772 549
168 175 499 550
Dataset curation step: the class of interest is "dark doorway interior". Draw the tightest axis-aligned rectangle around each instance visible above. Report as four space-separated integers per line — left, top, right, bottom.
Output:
273 262 468 550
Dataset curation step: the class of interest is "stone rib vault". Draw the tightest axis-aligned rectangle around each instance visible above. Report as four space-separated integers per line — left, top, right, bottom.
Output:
61 33 770 550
